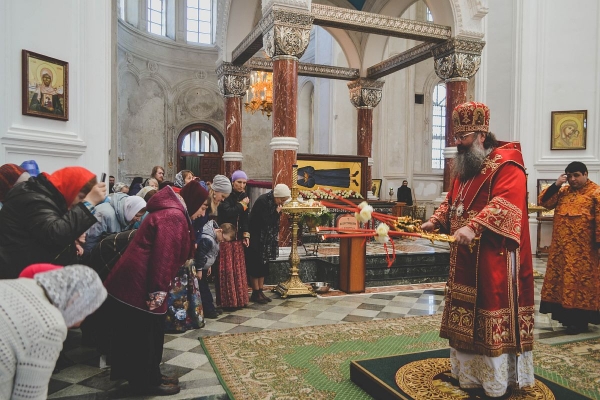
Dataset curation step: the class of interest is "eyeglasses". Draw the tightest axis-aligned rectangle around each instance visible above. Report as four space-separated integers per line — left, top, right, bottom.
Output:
453 132 475 142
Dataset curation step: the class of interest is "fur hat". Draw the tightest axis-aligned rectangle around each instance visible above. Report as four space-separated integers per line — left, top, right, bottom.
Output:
0 164 27 202
34 265 107 327
231 170 248 182
211 175 232 195
180 181 209 215
273 183 291 199
452 101 490 134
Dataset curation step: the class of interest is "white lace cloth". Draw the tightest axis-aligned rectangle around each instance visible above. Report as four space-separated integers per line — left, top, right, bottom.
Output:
0 279 67 399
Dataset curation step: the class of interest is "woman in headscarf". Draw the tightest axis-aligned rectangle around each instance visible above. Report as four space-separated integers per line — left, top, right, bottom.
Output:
174 170 194 189
246 184 291 301
0 264 106 400
0 166 106 279
164 181 210 332
216 170 251 309
103 182 208 396
193 175 232 315
112 182 129 194
83 194 146 255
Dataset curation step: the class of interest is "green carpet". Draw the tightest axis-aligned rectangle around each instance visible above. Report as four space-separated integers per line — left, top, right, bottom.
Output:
199 314 600 399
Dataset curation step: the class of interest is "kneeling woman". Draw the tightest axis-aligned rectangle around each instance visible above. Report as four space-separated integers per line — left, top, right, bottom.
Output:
104 181 208 396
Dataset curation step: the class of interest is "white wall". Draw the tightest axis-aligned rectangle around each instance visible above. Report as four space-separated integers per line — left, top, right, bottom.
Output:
0 0 112 176
484 0 600 252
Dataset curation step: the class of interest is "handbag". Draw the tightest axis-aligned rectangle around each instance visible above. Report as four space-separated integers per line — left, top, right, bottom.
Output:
164 259 205 332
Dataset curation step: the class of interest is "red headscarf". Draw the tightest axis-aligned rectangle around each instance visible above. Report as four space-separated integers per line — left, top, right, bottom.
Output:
0 163 26 201
19 263 63 278
43 167 95 206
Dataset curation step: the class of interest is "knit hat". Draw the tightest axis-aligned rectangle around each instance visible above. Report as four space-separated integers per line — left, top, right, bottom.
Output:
0 164 27 202
34 265 107 327
211 175 232 195
124 196 146 223
231 170 248 182
452 101 490 134
20 160 40 177
273 183 291 199
180 181 209 215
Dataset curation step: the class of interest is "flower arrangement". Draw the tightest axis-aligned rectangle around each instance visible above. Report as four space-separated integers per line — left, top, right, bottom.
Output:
299 189 363 200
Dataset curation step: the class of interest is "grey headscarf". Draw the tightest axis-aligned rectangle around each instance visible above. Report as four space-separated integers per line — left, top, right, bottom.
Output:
113 182 127 193
174 171 185 188
34 265 107 327
211 174 232 195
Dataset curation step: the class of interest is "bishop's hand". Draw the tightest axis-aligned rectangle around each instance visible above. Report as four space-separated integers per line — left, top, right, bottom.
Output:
453 225 476 245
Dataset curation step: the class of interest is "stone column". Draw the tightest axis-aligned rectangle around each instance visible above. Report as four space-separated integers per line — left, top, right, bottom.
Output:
433 38 485 192
263 5 312 245
348 78 384 199
217 63 250 177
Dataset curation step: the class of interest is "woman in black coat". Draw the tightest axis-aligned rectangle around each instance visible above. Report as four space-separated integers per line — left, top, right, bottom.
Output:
0 167 105 278
245 184 291 301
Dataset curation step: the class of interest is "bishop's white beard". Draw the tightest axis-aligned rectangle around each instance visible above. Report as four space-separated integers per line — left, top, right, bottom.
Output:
452 139 491 181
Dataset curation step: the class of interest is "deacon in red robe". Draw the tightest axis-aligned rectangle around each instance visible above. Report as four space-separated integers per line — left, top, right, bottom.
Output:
422 101 535 398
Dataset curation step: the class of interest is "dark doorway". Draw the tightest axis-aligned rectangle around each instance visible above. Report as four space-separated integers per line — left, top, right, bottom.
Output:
177 124 223 182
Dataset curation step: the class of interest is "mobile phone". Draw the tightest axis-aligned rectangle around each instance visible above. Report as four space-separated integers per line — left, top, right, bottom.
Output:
100 173 106 182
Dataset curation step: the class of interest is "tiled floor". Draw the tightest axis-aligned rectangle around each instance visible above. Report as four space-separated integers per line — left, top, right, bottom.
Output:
48 257 599 399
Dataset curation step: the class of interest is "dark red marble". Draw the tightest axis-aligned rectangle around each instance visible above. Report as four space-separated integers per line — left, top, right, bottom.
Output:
357 108 373 193
443 80 468 192
272 58 299 246
224 97 243 177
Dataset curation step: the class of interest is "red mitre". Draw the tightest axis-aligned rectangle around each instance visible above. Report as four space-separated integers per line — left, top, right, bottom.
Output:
452 101 490 134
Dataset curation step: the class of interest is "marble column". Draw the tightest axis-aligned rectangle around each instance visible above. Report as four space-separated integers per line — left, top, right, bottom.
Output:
348 78 384 199
433 38 484 192
263 4 312 245
217 63 250 177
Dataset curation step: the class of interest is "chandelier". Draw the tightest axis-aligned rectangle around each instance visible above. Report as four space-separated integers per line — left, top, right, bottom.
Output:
244 71 273 119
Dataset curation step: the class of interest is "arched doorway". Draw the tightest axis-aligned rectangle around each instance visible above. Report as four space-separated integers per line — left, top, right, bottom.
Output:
177 124 223 182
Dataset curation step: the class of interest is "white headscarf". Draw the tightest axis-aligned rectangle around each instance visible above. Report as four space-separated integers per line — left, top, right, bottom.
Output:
124 196 146 223
34 265 107 327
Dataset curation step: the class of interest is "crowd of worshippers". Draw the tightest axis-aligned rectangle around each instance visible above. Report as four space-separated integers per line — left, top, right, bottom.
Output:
0 160 292 397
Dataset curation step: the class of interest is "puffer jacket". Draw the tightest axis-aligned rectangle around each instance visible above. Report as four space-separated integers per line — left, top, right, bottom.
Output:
0 175 97 279
83 193 130 254
195 220 220 271
103 186 194 314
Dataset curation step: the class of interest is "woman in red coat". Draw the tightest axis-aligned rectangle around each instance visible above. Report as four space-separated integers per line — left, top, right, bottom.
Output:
104 182 208 396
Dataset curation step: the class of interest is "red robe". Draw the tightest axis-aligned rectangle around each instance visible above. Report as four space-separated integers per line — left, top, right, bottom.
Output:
430 142 534 357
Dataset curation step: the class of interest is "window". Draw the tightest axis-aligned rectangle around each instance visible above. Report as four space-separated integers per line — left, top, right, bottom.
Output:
426 7 434 22
148 0 166 36
118 0 125 20
181 130 219 153
186 0 212 44
431 83 446 170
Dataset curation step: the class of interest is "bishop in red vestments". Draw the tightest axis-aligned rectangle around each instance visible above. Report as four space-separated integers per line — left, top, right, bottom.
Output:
422 102 535 398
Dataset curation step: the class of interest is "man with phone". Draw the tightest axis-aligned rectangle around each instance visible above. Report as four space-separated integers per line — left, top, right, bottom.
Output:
538 161 600 335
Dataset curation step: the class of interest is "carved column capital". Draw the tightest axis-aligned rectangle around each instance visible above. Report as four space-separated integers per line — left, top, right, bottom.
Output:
262 6 313 60
432 38 485 81
347 78 385 109
216 62 251 98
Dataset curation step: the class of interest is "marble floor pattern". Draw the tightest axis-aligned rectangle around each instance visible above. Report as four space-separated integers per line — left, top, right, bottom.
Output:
48 258 599 399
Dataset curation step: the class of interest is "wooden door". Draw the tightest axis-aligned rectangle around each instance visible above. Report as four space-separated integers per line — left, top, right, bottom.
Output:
199 154 222 182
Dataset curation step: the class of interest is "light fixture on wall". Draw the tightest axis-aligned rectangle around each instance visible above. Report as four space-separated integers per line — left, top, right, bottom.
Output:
244 71 273 119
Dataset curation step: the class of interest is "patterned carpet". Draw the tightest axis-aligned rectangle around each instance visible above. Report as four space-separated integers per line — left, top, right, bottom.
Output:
201 314 600 400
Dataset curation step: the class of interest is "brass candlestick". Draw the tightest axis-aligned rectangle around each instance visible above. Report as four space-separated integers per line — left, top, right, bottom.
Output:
274 165 324 298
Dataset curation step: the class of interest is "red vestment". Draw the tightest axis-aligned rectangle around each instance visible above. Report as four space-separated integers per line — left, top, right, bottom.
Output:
430 142 534 357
